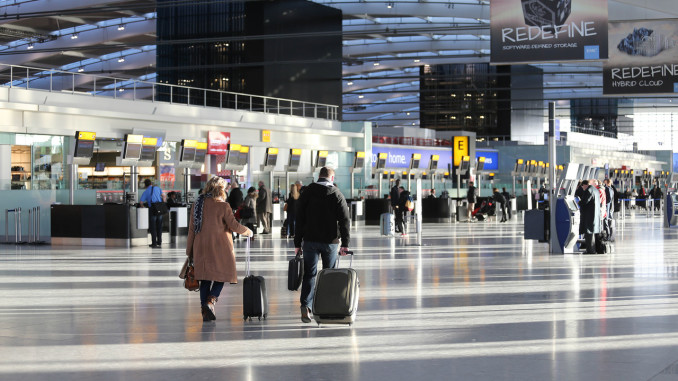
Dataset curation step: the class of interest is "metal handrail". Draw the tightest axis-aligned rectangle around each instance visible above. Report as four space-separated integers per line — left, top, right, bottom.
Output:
0 63 339 120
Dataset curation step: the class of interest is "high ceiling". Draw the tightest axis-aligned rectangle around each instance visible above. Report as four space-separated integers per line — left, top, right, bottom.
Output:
0 0 676 128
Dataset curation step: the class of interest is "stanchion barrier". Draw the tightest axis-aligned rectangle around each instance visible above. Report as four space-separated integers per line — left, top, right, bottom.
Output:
26 206 45 244
4 208 25 244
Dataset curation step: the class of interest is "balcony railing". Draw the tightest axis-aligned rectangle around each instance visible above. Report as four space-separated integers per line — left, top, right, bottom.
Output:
0 63 339 120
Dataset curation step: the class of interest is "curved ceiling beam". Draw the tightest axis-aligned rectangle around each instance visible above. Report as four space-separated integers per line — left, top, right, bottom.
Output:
0 19 155 66
343 55 489 76
344 39 488 57
315 2 489 20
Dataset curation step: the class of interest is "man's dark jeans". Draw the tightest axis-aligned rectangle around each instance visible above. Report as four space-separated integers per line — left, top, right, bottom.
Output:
300 241 339 309
149 213 163 246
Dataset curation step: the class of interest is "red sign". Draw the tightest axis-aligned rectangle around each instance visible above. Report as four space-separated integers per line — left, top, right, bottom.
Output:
207 131 231 155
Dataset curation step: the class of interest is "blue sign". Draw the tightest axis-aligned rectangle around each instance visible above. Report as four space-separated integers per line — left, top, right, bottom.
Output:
371 145 452 170
584 45 600 60
673 153 678 173
476 150 499 171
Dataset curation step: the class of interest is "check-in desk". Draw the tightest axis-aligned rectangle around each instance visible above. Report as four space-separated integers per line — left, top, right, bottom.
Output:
169 206 189 242
51 204 148 247
364 198 390 225
421 198 454 223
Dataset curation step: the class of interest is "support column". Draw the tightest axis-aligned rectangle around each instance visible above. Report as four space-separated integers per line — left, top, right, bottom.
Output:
69 163 78 205
548 102 558 254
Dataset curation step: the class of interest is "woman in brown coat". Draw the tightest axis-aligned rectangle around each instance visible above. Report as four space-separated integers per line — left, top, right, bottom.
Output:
186 176 252 321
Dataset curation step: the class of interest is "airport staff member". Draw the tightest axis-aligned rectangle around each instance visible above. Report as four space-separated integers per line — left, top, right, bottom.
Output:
140 179 166 248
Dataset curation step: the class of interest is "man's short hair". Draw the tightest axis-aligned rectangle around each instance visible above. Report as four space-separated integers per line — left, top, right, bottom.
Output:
319 167 335 179
395 179 400 186
581 180 589 186
144 179 152 187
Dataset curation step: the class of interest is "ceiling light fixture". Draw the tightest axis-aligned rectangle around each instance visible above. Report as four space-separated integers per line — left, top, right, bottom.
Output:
347 81 353 85
77 67 84 72
414 59 420 63
373 62 380 66
27 43 33 50
358 95 364 99
118 57 125 63
71 33 79 39
117 24 125 31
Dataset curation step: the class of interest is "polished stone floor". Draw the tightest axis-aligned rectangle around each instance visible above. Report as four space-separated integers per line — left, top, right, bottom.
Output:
2 211 678 381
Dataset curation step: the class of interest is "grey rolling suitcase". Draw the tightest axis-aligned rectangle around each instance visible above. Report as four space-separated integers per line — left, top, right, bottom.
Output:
312 252 359 326
243 237 268 321
380 213 395 236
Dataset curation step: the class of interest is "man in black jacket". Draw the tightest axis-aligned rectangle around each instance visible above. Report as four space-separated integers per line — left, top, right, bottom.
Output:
501 187 512 220
294 167 351 323
227 181 244 211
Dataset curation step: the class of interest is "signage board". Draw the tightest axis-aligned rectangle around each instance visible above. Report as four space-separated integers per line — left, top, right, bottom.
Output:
262 130 271 143
604 19 678 95
453 136 469 167
207 131 231 155
372 146 452 170
490 0 608 64
476 150 499 171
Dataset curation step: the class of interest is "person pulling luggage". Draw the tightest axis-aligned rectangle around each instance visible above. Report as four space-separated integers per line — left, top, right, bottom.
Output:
294 167 351 323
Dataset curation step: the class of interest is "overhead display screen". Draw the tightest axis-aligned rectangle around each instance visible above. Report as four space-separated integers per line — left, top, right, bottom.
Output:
123 134 143 160
316 151 328 167
265 147 278 166
289 148 302 168
74 131 96 158
180 139 197 162
194 142 208 163
227 144 242 165
140 137 158 161
238 146 249 166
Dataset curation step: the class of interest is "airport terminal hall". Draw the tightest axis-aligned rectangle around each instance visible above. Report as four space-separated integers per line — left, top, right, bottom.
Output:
3 0 678 380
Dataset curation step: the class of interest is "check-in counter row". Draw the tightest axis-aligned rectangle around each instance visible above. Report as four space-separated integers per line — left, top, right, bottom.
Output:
51 204 190 247
363 198 455 225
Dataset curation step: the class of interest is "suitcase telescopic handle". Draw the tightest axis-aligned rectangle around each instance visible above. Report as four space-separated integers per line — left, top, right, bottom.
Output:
245 236 251 276
336 250 354 268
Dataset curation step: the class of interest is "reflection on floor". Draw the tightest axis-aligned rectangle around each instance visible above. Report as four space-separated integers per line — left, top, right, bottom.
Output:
1 212 678 381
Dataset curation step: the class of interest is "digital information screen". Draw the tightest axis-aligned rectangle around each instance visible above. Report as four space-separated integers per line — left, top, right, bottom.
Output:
181 139 197 162
74 131 96 158
289 149 302 167
238 146 249 166
123 134 143 160
140 137 158 161
194 142 208 163
317 151 328 167
410 153 421 170
354 151 366 169
430 154 439 171
95 162 106 172
265 148 278 166
227 144 242 165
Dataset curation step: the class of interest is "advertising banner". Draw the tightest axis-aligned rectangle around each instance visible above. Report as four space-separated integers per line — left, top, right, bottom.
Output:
603 19 678 95
476 150 499 171
490 0 608 64
207 131 231 155
371 146 452 170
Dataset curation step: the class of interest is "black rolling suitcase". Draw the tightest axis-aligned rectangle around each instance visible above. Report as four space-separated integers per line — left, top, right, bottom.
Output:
243 237 268 321
595 237 612 254
288 253 303 291
312 252 359 326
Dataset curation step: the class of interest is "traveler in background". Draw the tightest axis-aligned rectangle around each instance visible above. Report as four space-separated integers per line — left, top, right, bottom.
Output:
294 167 351 323
390 179 400 210
256 180 272 234
139 178 166 248
285 183 300 238
467 181 477 221
578 180 600 254
186 176 252 321
427 189 436 199
166 191 182 207
241 187 258 239
603 179 614 218
501 187 512 220
295 180 304 194
650 184 663 211
390 179 401 232
227 181 244 211
492 188 507 223
396 186 411 235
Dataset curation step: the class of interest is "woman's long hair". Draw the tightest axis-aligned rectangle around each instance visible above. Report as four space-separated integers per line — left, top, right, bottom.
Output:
290 183 300 200
202 176 227 201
